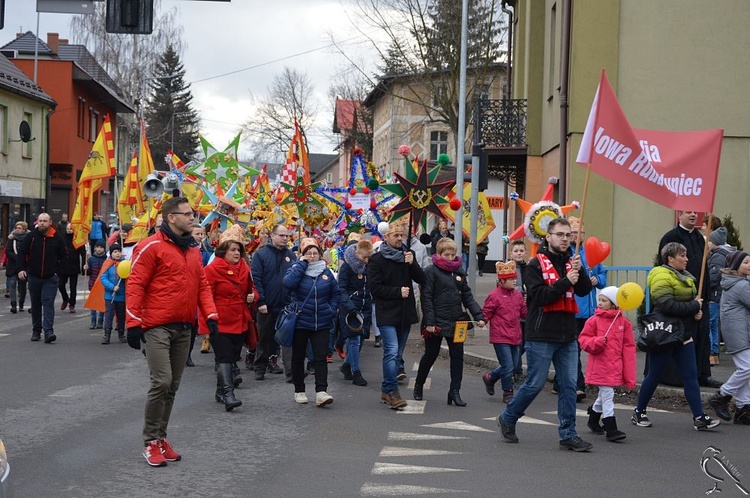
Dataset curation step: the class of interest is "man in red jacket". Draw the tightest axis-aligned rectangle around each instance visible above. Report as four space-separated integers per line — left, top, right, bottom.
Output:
126 197 219 467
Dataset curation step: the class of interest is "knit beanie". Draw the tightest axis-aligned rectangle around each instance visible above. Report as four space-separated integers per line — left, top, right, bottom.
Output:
709 226 727 246
109 243 121 255
95 239 106 249
599 286 619 307
726 250 749 272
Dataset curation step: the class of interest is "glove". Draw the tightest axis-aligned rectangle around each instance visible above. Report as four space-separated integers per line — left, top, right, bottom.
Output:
207 319 220 340
127 326 144 350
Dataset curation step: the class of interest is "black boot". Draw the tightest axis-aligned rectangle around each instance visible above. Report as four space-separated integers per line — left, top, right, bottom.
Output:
709 391 733 421
735 405 750 425
340 363 353 380
215 369 225 403
219 363 242 411
586 405 604 434
10 302 17 314
413 383 424 400
101 328 111 345
232 362 243 387
602 416 626 441
447 389 467 407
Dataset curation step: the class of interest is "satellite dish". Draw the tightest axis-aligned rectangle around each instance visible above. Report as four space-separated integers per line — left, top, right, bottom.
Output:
19 121 32 143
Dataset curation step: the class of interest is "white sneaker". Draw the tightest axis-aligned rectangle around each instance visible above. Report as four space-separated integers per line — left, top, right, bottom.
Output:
315 391 334 407
294 392 308 404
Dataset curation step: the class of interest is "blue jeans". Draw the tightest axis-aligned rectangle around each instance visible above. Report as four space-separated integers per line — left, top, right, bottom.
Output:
637 341 703 418
501 340 579 440
343 334 362 372
708 301 720 355
379 324 409 394
489 343 521 392
29 274 58 335
8 274 27 305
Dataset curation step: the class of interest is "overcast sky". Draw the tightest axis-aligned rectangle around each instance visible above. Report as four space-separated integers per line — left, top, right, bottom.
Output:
3 0 376 159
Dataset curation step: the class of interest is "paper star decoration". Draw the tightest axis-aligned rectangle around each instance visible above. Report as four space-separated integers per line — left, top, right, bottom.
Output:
279 175 323 218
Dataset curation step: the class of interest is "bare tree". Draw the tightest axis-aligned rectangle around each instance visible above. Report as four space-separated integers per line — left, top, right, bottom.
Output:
240 67 318 163
337 0 506 146
328 65 374 159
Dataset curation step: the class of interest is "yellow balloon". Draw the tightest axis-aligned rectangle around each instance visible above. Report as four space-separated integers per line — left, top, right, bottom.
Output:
616 282 644 311
117 260 132 279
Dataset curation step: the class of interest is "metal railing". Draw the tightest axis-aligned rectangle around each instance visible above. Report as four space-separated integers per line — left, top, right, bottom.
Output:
603 265 652 316
477 98 527 147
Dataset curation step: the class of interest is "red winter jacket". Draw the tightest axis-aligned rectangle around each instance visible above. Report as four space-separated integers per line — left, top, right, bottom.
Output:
126 230 218 330
199 256 258 335
482 285 527 345
578 308 637 389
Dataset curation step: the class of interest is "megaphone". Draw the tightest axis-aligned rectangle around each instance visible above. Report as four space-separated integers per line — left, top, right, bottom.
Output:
144 173 164 198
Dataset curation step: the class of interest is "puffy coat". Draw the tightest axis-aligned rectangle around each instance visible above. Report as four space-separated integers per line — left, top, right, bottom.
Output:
482 285 527 345
719 272 750 355
368 249 427 327
569 244 607 319
251 244 296 313
3 232 28 277
708 246 731 302
647 265 701 342
17 226 67 279
125 230 218 330
200 256 257 335
524 247 592 343
421 264 484 338
59 233 86 276
337 245 372 334
283 260 340 332
578 308 636 388
100 261 126 302
87 253 108 289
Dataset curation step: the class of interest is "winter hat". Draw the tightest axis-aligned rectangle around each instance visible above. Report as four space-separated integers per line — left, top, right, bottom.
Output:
600 286 619 307
726 250 750 272
495 260 518 280
299 237 321 256
709 226 727 246
347 232 362 245
219 224 245 247
94 239 106 249
109 243 122 255
121 223 133 233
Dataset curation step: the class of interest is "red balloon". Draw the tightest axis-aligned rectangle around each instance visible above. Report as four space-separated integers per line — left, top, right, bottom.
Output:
449 198 462 211
349 188 357 196
583 237 611 267
362 187 370 194
345 202 352 209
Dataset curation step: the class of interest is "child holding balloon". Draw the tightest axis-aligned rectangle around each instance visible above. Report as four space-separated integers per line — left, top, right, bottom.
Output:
99 244 128 344
578 286 637 442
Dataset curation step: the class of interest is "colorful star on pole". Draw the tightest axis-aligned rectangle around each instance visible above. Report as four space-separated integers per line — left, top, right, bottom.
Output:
279 175 323 218
381 158 453 229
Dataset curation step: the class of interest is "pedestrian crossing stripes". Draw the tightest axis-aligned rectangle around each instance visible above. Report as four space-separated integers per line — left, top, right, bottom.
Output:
396 400 426 415
387 432 468 441
360 483 468 495
421 421 493 432
372 462 466 475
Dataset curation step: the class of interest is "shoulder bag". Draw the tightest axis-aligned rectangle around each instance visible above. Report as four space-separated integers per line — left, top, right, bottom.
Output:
636 310 684 352
274 277 317 348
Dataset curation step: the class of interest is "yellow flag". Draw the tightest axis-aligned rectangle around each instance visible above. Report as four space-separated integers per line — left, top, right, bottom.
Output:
79 115 115 183
139 119 155 182
118 153 145 226
71 179 102 249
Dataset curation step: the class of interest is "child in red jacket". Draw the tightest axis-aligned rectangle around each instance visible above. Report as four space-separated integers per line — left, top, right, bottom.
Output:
578 286 636 442
481 261 527 403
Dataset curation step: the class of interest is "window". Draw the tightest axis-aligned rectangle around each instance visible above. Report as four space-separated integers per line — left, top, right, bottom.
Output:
77 98 86 138
326 172 333 183
0 104 7 154
429 131 449 161
22 112 32 158
89 108 99 142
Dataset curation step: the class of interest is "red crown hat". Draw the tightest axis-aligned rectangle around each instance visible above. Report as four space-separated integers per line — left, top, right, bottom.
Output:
496 260 518 280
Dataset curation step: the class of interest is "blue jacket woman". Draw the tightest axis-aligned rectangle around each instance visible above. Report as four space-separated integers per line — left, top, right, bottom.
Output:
283 237 340 406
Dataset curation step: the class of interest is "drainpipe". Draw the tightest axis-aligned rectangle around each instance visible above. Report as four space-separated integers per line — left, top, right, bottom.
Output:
559 0 572 204
502 1 513 100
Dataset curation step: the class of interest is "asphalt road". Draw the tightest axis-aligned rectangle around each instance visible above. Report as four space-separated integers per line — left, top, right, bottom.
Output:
1 290 749 497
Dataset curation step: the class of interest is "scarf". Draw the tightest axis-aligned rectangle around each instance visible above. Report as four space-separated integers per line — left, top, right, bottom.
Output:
380 242 405 262
344 244 366 274
432 253 462 272
160 224 198 252
305 260 327 277
536 253 579 314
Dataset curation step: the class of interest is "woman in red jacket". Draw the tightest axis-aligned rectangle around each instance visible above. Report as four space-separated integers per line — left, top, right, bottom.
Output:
578 286 636 442
201 225 258 412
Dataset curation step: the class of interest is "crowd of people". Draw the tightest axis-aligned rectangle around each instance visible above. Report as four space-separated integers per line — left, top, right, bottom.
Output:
3 205 749 466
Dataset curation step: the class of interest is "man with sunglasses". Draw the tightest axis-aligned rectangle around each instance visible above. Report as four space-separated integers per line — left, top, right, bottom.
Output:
497 217 594 451
126 197 219 467
251 224 297 381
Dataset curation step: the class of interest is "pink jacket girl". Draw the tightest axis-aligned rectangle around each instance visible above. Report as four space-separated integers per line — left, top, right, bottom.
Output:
483 285 527 345
579 307 636 389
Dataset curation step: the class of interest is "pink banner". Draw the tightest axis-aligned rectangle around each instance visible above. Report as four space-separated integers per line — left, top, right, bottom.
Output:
576 70 723 212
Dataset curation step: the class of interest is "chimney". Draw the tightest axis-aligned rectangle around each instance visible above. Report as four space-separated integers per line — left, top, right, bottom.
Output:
59 38 69 47
47 33 59 53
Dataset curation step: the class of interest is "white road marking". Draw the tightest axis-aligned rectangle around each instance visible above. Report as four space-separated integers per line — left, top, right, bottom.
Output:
541 404 671 416
387 432 468 441
407 378 431 389
0 333 10 338
421 421 494 432
396 400 426 415
379 446 464 457
372 462 466 475
360 483 468 495
410 361 420 371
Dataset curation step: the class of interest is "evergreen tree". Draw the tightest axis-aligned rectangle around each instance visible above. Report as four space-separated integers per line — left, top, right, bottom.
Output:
722 214 744 250
144 44 200 168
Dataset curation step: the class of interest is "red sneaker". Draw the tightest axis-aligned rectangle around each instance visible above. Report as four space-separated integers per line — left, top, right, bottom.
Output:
334 344 347 360
158 438 182 462
143 440 167 467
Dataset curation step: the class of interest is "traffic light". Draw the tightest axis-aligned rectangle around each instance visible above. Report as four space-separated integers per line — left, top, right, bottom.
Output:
0 0 5 30
106 0 154 34
476 145 488 192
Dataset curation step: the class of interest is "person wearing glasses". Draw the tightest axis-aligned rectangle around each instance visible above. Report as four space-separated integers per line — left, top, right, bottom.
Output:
251 224 297 381
126 197 219 467
497 217 594 452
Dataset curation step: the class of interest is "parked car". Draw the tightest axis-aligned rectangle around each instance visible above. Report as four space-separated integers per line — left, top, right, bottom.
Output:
0 438 10 498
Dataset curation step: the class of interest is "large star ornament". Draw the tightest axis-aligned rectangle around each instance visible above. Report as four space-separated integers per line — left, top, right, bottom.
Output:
381 159 453 229
279 175 323 218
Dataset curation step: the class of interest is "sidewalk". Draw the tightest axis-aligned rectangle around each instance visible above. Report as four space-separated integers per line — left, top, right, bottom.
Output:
436 272 732 401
